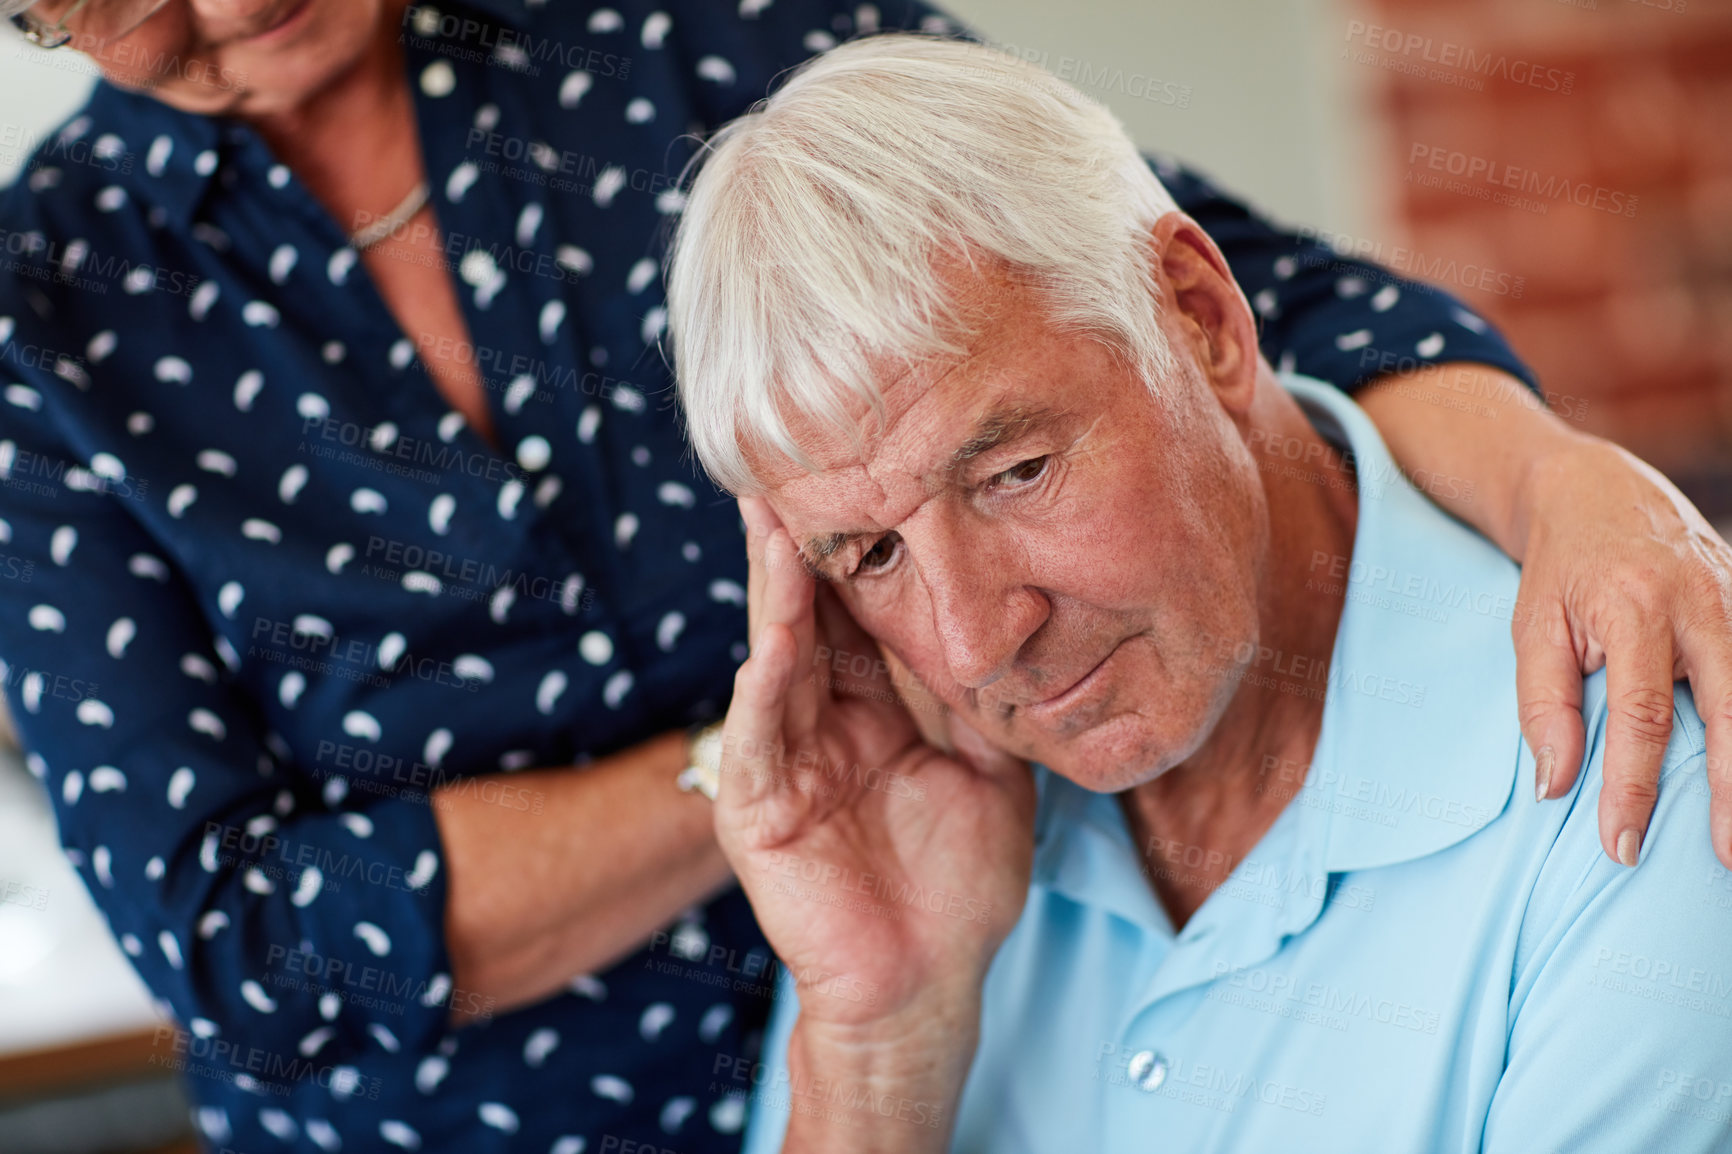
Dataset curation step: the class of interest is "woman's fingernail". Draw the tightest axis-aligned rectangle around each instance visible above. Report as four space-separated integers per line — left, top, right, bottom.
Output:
1616 827 1642 868
1534 745 1554 802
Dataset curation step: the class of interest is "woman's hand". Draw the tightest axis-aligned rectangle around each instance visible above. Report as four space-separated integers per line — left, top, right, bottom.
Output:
1359 363 1732 869
717 498 1037 1033
1509 439 1732 867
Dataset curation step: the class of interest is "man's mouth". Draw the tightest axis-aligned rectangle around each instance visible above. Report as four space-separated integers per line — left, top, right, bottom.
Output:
1019 643 1122 724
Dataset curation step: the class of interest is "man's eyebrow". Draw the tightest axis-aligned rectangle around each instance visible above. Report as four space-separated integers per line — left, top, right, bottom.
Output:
947 403 1060 471
794 405 1061 576
798 531 850 578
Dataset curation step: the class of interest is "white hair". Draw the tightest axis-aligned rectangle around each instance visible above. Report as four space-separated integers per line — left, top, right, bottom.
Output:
667 32 1181 494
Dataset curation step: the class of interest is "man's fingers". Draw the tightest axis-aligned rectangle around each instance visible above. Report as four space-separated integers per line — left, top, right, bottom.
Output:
1599 621 1676 867
719 622 798 815
739 497 783 649
1513 600 1586 803
812 583 898 701
762 525 821 738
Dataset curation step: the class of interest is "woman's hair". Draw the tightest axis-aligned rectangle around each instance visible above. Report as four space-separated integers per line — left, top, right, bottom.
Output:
666 32 1179 494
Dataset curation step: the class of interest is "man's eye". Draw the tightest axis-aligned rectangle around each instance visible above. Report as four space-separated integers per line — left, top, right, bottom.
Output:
990 456 1049 488
855 533 900 574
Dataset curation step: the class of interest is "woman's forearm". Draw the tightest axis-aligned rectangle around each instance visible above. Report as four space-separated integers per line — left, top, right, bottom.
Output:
435 730 734 1019
1354 361 1583 560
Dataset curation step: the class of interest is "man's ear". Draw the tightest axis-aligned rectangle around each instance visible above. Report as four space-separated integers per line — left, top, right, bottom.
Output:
1148 213 1260 419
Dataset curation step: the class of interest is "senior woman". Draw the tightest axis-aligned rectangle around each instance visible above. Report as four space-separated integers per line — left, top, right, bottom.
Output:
0 1 1729 1152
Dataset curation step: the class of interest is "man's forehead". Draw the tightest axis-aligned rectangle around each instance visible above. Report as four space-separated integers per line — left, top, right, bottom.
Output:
766 393 1069 570
742 265 1086 556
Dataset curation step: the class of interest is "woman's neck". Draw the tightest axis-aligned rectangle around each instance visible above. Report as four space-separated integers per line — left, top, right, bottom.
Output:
247 0 423 230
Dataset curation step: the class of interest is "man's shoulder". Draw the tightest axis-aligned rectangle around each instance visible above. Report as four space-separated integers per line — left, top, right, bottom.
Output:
1518 671 1715 947
1578 669 1708 783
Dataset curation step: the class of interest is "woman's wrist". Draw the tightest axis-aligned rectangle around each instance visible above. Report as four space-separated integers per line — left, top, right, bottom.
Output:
1357 360 1587 562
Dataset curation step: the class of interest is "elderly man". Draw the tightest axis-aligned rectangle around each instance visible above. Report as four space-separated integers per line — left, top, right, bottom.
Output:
666 33 1732 1154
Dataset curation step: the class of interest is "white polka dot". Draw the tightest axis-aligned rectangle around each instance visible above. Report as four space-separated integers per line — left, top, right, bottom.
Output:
516 435 552 472
603 670 633 709
380 1120 421 1150
342 711 382 742
524 1028 560 1067
709 1095 747 1133
168 767 196 809
504 375 536 415
429 494 456 535
696 55 736 84
351 488 388 514
559 70 594 108
656 612 685 651
446 161 480 203
639 1002 675 1040
420 60 456 97
478 1103 520 1133
279 671 306 709
88 330 118 362
268 244 298 284
536 670 568 715
416 1056 450 1094
579 631 614 665
592 1074 634 1104
354 921 392 956
593 166 627 208
106 617 136 658
154 356 193 384
660 1097 697 1133
498 480 524 520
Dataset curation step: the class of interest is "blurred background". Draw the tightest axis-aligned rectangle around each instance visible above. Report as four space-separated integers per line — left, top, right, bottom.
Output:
0 0 1728 1150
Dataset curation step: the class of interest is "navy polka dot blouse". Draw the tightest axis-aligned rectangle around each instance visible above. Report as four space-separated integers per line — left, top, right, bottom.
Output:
0 0 1535 1151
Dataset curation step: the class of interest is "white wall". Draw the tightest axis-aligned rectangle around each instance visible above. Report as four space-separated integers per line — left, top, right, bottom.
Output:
0 22 102 186
0 3 1384 235
939 0 1387 239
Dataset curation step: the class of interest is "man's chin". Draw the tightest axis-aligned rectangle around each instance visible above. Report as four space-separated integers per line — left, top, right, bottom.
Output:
1018 718 1181 795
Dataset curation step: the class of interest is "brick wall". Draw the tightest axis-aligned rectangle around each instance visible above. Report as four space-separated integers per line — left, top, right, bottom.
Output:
1345 0 1732 510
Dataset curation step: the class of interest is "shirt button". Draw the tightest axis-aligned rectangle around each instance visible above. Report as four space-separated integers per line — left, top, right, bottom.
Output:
1127 1049 1169 1093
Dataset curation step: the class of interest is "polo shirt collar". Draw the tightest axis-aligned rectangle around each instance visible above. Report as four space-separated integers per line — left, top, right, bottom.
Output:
1292 376 1522 873
1031 375 1523 928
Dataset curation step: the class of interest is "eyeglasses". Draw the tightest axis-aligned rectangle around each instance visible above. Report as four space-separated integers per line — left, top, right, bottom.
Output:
11 0 172 50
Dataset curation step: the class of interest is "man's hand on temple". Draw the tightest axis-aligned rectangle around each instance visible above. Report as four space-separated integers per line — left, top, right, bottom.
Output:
714 497 1036 1152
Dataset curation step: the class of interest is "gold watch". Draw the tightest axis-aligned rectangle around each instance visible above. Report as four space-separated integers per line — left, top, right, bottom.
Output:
677 721 726 800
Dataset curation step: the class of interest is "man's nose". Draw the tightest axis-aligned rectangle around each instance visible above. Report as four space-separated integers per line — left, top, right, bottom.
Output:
916 526 1048 691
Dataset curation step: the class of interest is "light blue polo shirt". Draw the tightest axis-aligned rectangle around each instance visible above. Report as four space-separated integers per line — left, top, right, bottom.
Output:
740 376 1732 1154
